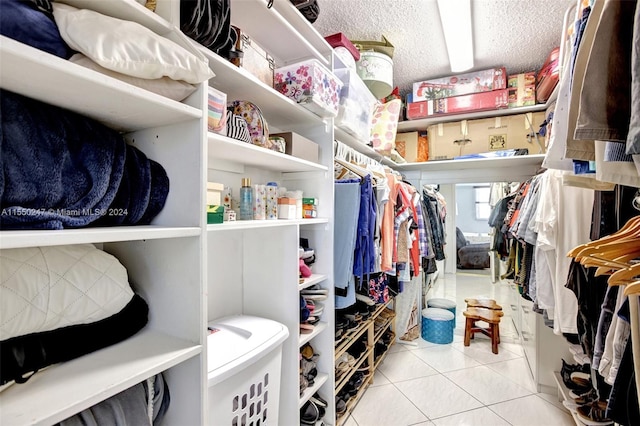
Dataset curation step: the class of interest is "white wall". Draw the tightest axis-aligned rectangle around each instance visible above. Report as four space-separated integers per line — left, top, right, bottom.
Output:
455 184 491 235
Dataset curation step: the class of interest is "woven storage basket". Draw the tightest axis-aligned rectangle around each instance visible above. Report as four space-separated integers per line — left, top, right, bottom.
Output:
421 307 455 344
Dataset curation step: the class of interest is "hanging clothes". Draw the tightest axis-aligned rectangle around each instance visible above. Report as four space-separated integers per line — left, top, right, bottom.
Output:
353 174 377 280
334 179 360 309
380 172 400 272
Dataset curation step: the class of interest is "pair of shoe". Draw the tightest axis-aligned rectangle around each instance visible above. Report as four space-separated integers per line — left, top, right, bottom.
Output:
300 394 326 425
301 285 328 301
335 353 356 380
335 316 359 342
575 400 613 425
560 359 591 393
341 371 366 399
564 387 613 425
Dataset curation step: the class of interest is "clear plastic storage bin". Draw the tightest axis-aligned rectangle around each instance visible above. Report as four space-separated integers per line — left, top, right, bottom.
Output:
207 315 289 425
334 67 378 143
274 58 343 118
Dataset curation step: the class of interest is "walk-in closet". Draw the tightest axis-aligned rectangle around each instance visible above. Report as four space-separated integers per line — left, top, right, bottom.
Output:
1 0 640 425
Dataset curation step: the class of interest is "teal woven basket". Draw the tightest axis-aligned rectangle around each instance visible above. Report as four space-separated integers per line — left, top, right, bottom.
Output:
421 307 455 344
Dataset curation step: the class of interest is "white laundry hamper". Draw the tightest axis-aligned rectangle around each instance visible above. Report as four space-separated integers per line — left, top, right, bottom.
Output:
207 315 289 426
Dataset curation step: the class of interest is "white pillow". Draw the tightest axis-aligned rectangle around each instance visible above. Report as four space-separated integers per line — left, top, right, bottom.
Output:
70 53 197 101
0 244 134 341
52 2 214 84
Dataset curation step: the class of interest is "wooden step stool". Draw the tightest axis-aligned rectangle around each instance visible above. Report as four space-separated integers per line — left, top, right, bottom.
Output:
463 307 504 354
464 298 503 311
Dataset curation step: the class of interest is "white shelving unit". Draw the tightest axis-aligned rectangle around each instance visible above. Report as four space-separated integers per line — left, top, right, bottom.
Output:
196 3 336 425
0 1 208 424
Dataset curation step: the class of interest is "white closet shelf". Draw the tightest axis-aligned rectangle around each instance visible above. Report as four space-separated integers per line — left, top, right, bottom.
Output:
0 37 201 132
299 274 329 291
208 133 328 172
199 47 325 130
299 372 329 409
395 154 546 171
230 0 331 66
395 154 546 184
207 218 328 232
299 322 328 347
0 226 201 250
397 102 552 132
0 328 201 426
56 0 172 34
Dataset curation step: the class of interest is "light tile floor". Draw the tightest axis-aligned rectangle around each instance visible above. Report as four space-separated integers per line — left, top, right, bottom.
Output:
343 272 575 426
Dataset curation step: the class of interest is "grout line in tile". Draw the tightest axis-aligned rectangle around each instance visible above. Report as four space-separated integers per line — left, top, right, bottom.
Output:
389 379 434 424
485 404 516 426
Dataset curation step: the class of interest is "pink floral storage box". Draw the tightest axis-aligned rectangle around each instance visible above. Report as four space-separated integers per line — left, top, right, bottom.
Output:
274 59 343 118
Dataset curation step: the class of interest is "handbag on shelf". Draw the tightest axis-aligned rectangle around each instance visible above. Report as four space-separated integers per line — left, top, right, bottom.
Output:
227 100 271 149
290 0 319 24
180 0 236 54
225 108 252 144
356 272 390 305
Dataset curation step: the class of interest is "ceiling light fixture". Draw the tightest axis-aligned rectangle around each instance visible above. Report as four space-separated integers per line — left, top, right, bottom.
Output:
437 0 474 73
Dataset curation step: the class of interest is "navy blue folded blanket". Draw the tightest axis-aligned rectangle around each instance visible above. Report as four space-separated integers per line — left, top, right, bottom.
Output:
0 0 72 59
0 90 169 229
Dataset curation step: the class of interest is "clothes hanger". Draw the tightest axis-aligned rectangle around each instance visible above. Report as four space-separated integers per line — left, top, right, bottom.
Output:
623 279 640 296
333 140 380 185
581 244 640 271
607 262 640 286
569 216 640 259
593 253 640 276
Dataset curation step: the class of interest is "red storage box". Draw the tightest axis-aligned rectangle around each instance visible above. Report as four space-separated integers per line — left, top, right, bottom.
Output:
406 89 509 120
412 67 507 102
324 32 360 61
536 47 560 103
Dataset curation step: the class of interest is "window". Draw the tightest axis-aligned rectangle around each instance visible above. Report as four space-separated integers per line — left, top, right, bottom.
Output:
474 186 491 220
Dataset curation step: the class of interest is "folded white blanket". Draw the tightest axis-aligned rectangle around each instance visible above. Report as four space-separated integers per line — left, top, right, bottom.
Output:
1 244 133 341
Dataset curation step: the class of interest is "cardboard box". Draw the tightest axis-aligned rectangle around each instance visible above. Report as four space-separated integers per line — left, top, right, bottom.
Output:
508 72 536 88
508 72 536 108
394 131 429 162
406 89 509 120
427 111 546 160
277 197 297 219
269 132 319 163
207 182 224 206
412 67 507 101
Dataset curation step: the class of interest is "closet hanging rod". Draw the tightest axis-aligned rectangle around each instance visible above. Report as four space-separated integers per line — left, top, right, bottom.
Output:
333 140 384 167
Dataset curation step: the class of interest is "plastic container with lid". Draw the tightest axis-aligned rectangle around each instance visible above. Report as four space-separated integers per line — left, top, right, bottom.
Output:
274 58 343 118
207 315 289 425
334 67 378 143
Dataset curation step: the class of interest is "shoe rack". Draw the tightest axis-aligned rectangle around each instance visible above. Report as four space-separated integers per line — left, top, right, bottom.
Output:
334 299 396 425
552 372 593 426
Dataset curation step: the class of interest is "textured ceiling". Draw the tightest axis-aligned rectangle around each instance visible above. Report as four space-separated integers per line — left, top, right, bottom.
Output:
312 0 575 98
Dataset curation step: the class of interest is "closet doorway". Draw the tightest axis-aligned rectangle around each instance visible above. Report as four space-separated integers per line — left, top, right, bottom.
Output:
426 182 520 343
